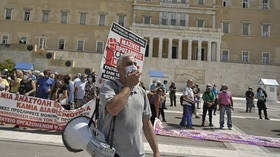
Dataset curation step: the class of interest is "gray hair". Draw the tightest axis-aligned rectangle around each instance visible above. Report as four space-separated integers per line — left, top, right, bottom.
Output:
117 53 135 67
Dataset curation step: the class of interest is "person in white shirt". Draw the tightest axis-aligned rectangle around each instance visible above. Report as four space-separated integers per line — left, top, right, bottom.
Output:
179 80 195 129
74 74 87 108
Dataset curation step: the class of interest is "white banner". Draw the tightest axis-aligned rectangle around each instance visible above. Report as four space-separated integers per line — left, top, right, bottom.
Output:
0 92 95 131
96 22 147 87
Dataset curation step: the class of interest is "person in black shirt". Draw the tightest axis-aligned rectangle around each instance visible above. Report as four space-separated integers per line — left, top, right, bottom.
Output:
245 87 254 113
55 76 69 110
169 82 177 107
18 73 36 96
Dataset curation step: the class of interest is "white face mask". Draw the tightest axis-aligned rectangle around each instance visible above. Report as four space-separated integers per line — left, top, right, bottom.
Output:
23 75 29 80
125 65 137 76
88 78 92 82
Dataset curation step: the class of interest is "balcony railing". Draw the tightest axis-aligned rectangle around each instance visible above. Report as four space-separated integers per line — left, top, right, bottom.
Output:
160 1 190 7
131 23 221 33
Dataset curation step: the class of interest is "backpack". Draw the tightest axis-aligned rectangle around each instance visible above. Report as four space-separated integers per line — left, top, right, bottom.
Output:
180 95 184 106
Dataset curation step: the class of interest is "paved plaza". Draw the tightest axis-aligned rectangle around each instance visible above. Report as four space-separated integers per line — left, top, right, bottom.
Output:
0 95 280 157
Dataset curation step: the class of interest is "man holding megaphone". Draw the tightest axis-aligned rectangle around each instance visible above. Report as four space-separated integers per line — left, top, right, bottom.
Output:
99 54 160 157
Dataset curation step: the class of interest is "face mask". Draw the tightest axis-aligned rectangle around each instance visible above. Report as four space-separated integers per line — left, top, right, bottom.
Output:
88 78 93 82
23 75 28 80
125 65 137 76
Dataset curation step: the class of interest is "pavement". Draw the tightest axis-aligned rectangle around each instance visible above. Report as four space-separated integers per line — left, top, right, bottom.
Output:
0 95 280 157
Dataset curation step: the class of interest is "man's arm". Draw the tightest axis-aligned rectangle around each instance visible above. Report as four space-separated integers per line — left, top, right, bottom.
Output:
143 117 160 157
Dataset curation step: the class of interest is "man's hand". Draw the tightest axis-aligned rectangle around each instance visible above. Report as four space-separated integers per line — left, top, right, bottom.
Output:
124 70 141 89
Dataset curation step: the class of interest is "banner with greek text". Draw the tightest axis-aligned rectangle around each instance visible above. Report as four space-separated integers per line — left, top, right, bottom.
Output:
96 22 147 87
0 92 95 131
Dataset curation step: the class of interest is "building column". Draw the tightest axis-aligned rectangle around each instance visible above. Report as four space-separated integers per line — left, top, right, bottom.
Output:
149 37 153 57
212 15 216 28
168 38 172 59
188 40 192 60
207 41 212 62
216 41 221 62
133 10 136 24
197 40 202 61
158 37 163 58
178 39 182 59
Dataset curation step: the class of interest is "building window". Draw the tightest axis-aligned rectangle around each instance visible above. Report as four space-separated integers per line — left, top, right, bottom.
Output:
198 0 204 5
161 12 168 25
61 11 68 24
262 24 270 37
197 19 205 28
77 40 84 51
242 0 249 8
143 16 151 24
58 39 65 50
223 22 230 33
263 0 269 9
222 50 229 62
96 41 104 53
145 0 152 1
1 35 9 44
170 13 176 26
242 51 249 63
80 13 87 25
242 23 250 35
181 0 187 3
172 0 177 3
99 15 106 26
180 13 186 26
19 37 27 44
42 10 50 23
262 52 270 64
222 0 229 7
118 15 125 26
24 9 31 21
39 37 47 49
5 8 12 20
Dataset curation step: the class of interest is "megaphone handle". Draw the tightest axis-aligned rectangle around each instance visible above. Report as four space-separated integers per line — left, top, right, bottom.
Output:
88 107 97 127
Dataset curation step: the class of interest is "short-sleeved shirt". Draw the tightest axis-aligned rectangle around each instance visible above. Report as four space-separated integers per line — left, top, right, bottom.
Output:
68 81 74 104
74 80 87 100
99 80 151 157
182 86 194 106
218 91 232 105
202 92 215 103
37 77 54 99
150 84 156 91
256 91 265 101
211 88 218 97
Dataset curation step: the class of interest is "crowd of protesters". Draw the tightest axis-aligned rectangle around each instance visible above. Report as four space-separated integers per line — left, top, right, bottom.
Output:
0 69 99 111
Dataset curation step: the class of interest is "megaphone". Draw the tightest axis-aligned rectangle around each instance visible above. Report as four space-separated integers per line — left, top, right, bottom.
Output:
62 116 116 157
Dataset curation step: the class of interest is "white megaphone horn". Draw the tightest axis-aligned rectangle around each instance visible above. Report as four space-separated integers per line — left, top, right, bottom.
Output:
62 115 116 157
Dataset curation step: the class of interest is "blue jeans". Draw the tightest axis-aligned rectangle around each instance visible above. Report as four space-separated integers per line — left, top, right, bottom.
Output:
219 105 232 128
180 105 192 128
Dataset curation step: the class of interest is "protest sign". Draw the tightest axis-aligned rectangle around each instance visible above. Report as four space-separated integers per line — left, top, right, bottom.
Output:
0 92 95 131
96 22 147 87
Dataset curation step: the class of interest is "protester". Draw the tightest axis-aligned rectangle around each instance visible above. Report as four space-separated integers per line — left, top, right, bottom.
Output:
9 71 21 93
0 77 9 92
140 81 146 90
98 54 160 157
180 80 195 129
84 74 97 103
193 83 201 109
149 88 163 124
74 74 87 108
162 80 168 109
256 87 269 120
169 81 177 107
73 73 81 83
218 85 234 130
201 84 215 127
37 70 54 99
50 74 64 100
245 87 255 113
55 76 69 110
211 84 219 115
18 72 36 96
67 74 75 110
150 80 156 91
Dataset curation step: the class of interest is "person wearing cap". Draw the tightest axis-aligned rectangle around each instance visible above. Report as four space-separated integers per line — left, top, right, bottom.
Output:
37 70 54 99
211 84 219 115
201 84 215 127
218 84 234 130
245 87 254 113
193 83 201 109
256 87 269 120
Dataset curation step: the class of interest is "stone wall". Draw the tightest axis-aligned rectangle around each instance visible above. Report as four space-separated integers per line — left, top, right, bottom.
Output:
1 48 279 97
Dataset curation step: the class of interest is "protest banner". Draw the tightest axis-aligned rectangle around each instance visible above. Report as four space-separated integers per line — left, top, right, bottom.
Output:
96 22 147 87
154 119 280 148
0 92 95 131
